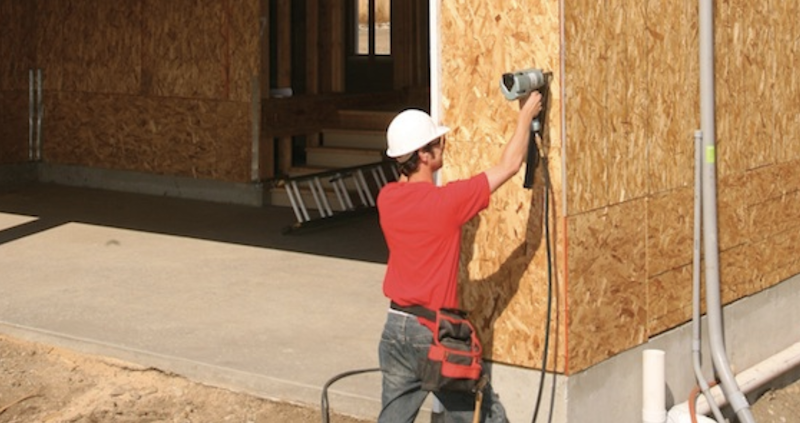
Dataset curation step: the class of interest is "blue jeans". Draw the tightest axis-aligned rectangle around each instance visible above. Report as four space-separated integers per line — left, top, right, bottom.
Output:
378 311 508 423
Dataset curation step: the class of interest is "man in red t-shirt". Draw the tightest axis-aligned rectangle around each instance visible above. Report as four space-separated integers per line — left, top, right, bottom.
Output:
376 93 542 423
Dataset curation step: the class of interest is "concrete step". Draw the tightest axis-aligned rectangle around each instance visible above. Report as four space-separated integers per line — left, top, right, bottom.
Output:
305 146 384 168
321 129 386 150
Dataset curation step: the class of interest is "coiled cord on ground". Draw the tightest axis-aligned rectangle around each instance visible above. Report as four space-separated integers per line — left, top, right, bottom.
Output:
320 367 380 423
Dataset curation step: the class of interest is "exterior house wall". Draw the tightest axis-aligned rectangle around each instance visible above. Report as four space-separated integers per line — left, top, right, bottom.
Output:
441 0 800 375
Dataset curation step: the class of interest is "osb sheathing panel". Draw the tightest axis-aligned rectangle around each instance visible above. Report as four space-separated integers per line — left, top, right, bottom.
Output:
44 92 250 181
141 0 258 102
647 188 694 278
566 201 647 373
716 1 800 175
648 264 694 336
26 0 259 182
563 1 696 214
562 1 800 372
439 0 565 371
646 162 800 336
443 0 800 373
35 1 141 95
0 1 34 163
0 92 29 164
0 0 35 91
33 0 258 100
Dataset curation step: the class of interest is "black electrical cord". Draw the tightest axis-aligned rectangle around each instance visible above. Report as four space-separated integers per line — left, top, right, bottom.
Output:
529 131 556 423
320 367 380 423
526 75 557 423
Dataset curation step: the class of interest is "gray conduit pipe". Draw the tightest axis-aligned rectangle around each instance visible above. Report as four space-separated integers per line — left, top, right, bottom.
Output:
692 131 726 423
698 1 755 422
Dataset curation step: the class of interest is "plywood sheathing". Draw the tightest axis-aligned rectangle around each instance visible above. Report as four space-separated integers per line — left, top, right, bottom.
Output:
0 0 36 91
565 1 698 215
0 1 35 163
44 92 250 181
567 201 648 372
439 0 565 371
561 0 800 372
141 1 257 102
440 0 799 374
34 1 142 96
27 0 259 182
0 92 29 164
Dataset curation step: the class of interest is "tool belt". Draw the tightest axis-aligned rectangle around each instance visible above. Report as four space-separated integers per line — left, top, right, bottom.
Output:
391 302 484 393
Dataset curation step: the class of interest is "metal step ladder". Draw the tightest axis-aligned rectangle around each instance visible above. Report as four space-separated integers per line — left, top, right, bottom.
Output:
278 161 398 233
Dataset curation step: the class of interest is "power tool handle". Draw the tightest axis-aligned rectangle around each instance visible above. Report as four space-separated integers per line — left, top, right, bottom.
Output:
523 126 538 189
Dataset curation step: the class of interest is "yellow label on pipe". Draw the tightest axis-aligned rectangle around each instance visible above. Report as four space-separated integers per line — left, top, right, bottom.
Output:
705 146 716 164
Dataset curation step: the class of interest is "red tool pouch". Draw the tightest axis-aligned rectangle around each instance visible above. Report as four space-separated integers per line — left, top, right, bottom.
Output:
418 308 483 393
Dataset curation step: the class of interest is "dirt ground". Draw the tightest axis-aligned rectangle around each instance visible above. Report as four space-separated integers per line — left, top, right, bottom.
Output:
1 334 798 423
0 335 370 423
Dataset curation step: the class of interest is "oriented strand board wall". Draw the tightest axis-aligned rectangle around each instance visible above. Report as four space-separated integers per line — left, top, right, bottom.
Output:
565 1 800 373
22 0 259 182
0 1 36 163
443 0 800 375
440 0 565 372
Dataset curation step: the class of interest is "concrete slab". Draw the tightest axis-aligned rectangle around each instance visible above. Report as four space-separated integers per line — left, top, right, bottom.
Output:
0 183 392 419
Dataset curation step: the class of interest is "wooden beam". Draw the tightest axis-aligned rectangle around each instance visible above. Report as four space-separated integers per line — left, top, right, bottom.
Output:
392 0 411 89
277 0 292 174
306 0 320 95
329 0 345 93
259 0 274 178
306 0 321 147
259 0 271 98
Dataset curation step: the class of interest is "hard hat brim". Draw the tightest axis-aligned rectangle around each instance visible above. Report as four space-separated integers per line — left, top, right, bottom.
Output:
386 125 450 158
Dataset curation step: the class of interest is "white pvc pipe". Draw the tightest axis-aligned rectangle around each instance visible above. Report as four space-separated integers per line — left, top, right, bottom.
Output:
698 1 755 420
692 131 726 423
643 349 666 423
666 407 716 423
672 341 800 417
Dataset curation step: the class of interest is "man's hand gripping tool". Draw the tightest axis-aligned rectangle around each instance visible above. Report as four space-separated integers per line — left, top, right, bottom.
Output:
500 68 551 189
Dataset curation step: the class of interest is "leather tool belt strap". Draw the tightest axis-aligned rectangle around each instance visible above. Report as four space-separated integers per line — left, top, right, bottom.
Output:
390 301 436 321
390 301 484 393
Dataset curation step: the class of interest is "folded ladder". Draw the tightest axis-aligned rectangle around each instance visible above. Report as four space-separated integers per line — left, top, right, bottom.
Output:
279 161 398 233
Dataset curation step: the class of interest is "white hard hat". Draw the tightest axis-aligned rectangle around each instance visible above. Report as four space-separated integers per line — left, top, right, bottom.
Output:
386 109 450 158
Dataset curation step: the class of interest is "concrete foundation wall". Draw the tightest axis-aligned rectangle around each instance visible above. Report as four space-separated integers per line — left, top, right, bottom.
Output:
0 163 263 206
489 273 800 423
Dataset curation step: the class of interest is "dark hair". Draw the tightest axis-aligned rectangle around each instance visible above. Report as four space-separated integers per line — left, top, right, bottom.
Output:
397 152 420 176
396 139 439 177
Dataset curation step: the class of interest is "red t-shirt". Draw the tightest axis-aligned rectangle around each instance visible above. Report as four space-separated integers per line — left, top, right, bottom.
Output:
377 173 491 314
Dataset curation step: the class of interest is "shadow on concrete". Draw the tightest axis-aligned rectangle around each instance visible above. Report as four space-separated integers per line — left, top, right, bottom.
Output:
0 182 388 264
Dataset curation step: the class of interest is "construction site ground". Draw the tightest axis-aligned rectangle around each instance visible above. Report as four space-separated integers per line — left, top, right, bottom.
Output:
1 183 798 423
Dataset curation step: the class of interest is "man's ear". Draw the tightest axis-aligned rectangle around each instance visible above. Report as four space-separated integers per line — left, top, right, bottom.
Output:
417 149 431 164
